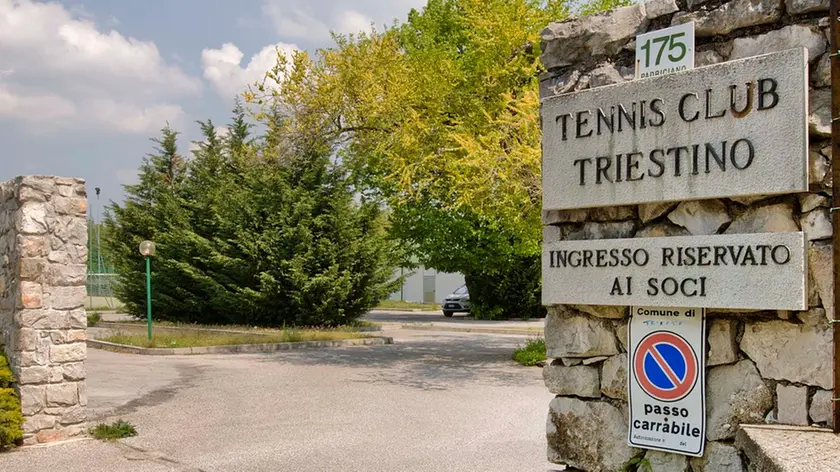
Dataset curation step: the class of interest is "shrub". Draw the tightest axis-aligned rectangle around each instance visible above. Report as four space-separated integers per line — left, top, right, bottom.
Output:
512 338 546 366
90 420 137 440
87 312 102 325
0 352 24 448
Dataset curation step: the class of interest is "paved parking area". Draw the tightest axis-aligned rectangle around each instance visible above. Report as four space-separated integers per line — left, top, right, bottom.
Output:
1 328 556 472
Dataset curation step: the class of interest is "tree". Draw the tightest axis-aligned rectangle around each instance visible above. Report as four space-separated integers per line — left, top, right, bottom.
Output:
105 124 198 319
105 110 401 327
247 0 629 318
246 0 555 318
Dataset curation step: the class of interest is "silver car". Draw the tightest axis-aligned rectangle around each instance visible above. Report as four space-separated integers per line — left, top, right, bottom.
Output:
442 284 470 317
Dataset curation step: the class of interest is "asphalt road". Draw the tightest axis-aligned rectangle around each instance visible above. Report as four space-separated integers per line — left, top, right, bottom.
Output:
2 328 557 472
363 309 546 328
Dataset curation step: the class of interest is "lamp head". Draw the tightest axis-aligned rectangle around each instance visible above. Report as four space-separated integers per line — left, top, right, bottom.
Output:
139 240 156 257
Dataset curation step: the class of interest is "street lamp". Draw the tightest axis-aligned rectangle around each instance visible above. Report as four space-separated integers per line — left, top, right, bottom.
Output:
139 240 155 340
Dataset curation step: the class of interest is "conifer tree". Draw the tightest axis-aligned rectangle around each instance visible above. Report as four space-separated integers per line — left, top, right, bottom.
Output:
106 112 400 326
105 124 197 320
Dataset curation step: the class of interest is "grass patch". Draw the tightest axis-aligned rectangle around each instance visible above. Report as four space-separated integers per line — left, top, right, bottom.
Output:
100 327 371 349
375 300 441 311
90 420 137 440
512 338 546 366
87 312 102 325
100 319 379 334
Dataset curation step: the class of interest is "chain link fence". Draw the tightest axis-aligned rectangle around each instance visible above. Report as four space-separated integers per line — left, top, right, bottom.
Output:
86 273 118 297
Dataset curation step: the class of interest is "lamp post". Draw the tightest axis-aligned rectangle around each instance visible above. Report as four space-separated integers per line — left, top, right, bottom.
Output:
138 240 155 340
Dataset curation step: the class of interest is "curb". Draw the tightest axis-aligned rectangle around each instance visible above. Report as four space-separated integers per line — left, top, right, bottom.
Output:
92 322 382 334
400 325 543 337
86 336 394 355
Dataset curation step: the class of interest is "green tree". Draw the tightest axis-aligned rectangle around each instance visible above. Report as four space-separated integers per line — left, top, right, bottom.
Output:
247 0 556 318
247 0 628 318
104 124 197 320
105 109 401 327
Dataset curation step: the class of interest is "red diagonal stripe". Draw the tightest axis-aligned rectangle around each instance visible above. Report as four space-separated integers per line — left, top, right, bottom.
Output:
648 343 682 388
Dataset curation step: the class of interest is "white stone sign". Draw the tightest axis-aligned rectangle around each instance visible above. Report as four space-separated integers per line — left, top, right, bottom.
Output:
635 22 695 79
542 232 807 310
541 47 808 210
628 306 705 457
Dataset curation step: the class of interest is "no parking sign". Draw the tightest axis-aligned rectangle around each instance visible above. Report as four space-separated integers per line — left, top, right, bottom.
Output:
628 306 705 457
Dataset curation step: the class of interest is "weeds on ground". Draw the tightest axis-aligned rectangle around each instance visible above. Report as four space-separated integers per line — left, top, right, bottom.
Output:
87 312 102 325
90 420 137 441
512 338 546 366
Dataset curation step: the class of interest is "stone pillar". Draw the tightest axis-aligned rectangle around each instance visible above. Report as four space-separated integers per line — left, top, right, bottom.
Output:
0 176 88 445
540 2 833 471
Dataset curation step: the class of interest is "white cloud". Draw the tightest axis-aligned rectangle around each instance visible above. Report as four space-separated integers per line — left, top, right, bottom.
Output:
0 0 200 134
201 42 298 100
337 10 373 34
261 0 408 40
0 83 77 122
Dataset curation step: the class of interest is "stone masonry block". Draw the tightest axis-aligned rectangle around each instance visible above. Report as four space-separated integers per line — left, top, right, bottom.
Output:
19 236 49 258
53 197 87 216
50 343 86 364
19 349 49 367
541 4 648 68
776 384 809 426
47 383 78 406
18 328 38 351
17 202 48 234
68 308 87 329
46 264 86 287
61 362 85 381
45 405 85 425
545 306 619 358
23 414 56 434
708 319 739 366
741 320 832 388
18 281 43 309
543 362 600 397
18 385 46 416
48 286 86 310
19 258 46 281
18 365 63 384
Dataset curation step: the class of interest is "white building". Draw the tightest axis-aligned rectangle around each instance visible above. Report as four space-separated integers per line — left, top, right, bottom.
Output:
388 266 465 304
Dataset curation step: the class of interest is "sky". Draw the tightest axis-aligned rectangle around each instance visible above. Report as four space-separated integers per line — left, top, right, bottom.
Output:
0 0 426 215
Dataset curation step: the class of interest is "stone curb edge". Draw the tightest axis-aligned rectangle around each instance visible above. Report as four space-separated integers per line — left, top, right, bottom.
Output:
400 325 544 337
86 336 394 355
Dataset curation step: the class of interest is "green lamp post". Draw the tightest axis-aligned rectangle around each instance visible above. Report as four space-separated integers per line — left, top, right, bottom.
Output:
138 240 156 340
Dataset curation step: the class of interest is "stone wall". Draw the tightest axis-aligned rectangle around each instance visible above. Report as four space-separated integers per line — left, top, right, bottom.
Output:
0 176 88 445
540 1 833 471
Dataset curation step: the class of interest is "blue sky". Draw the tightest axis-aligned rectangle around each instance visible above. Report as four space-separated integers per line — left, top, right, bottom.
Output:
0 0 426 213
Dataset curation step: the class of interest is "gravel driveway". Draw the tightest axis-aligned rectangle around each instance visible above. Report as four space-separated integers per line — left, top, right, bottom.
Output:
1 328 556 472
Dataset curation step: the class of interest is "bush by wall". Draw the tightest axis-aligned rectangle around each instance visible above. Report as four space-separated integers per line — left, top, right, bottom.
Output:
0 352 24 448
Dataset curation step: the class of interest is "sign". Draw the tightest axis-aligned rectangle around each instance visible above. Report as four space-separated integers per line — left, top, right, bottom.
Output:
635 22 695 79
541 47 809 210
628 306 705 457
542 232 807 310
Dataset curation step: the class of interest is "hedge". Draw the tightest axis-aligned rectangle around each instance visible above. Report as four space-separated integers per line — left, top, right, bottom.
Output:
0 351 23 447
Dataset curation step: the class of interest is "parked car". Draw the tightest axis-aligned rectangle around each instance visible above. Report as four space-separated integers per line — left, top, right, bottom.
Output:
442 284 470 317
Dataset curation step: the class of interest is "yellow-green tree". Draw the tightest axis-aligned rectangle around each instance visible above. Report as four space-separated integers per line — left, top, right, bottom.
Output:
248 0 622 318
